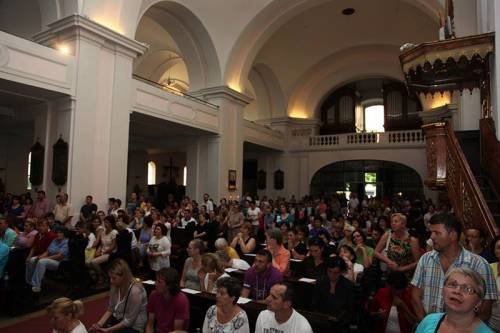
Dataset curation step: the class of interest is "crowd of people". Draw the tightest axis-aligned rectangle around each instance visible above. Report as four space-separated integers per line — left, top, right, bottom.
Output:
0 190 499 332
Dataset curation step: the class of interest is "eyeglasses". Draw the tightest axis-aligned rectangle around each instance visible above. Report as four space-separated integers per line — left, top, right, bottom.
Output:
444 281 477 295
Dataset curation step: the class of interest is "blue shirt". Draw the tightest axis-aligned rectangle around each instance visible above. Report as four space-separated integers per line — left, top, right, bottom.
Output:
0 242 8 278
47 237 69 260
416 313 493 333
0 227 17 247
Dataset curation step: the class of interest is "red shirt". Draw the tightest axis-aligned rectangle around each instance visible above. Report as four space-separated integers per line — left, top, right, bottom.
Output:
147 291 190 333
32 231 56 256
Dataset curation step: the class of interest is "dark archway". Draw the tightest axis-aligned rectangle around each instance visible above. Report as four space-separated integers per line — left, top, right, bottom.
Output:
310 160 423 200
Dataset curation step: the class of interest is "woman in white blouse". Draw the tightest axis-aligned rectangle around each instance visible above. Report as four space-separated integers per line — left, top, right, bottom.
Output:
147 223 171 272
203 277 249 333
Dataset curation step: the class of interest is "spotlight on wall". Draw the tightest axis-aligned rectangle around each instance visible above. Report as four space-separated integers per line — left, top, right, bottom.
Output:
57 44 71 55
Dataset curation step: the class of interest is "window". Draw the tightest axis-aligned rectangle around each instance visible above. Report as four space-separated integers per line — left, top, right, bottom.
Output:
183 166 187 186
364 105 385 132
364 172 377 197
147 161 156 185
27 152 32 190
383 83 422 130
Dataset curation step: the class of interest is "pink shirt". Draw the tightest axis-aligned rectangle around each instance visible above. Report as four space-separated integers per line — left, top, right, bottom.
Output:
31 198 50 218
147 291 190 333
272 245 290 274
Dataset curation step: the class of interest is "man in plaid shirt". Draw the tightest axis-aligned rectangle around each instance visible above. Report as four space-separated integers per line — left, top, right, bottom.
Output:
411 214 498 322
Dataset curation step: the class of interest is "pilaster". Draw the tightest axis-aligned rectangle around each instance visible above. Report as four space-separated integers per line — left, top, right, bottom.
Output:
192 86 252 200
32 14 147 209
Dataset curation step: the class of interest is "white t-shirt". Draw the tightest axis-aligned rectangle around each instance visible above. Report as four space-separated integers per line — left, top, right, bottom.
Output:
126 228 138 249
53 320 88 333
86 233 96 249
247 207 261 226
255 309 313 333
204 200 214 213
181 217 197 228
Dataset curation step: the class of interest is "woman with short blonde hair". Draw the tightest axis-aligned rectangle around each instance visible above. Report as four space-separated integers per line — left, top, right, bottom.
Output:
416 267 493 332
47 297 87 333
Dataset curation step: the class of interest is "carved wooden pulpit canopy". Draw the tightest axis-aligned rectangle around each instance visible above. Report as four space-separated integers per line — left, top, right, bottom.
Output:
399 32 498 239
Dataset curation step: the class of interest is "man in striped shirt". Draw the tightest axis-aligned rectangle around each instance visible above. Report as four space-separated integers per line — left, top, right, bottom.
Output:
411 214 497 322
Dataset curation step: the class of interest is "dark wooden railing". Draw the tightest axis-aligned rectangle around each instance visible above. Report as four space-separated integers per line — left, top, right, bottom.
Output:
423 122 498 240
445 123 498 239
480 118 500 194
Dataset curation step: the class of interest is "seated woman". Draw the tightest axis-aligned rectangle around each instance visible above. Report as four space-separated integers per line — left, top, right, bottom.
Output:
203 277 250 333
15 219 38 248
338 244 364 282
199 253 230 293
352 229 374 269
287 226 308 260
147 223 171 273
296 238 326 280
180 239 205 290
26 227 69 293
91 259 147 333
47 297 87 333
265 228 290 275
230 222 256 257
219 238 238 260
312 256 356 329
87 216 117 284
416 267 494 333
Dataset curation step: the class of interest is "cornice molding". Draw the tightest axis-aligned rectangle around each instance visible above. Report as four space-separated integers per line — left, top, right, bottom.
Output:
33 14 148 58
191 86 253 107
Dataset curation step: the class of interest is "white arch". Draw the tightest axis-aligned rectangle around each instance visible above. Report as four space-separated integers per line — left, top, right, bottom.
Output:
247 63 286 120
307 149 428 190
287 44 405 119
134 1 222 90
309 159 424 194
224 0 443 92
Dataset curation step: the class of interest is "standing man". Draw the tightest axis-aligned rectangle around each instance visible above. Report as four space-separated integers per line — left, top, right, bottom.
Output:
180 209 197 228
53 193 73 229
241 249 283 300
145 267 190 333
30 190 50 218
203 193 214 213
411 213 497 322
255 282 313 333
80 195 97 221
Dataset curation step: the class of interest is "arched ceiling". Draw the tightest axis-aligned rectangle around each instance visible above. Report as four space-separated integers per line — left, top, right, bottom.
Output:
248 0 439 119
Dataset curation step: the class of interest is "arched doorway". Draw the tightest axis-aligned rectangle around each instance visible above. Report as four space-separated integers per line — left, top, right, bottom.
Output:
310 160 423 199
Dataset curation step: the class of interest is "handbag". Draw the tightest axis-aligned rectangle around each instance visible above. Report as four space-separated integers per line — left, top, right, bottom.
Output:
104 284 133 328
379 231 392 272
85 248 96 263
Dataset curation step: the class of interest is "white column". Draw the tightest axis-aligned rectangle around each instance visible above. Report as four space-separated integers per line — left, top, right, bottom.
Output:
33 15 147 210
